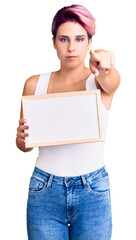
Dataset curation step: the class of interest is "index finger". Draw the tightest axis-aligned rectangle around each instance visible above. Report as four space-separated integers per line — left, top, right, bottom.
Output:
90 49 100 62
19 118 27 124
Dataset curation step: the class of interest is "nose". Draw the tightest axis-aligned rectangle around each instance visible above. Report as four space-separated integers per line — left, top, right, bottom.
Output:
67 40 75 52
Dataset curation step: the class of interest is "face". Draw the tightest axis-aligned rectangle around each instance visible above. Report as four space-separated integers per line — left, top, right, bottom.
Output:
53 21 92 69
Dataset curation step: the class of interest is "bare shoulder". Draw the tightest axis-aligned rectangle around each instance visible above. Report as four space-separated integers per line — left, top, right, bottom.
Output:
22 74 40 96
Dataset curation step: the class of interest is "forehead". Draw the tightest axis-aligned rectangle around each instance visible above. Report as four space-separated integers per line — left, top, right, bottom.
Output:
56 21 87 37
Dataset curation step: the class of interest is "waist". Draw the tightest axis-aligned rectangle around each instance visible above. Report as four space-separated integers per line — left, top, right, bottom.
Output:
35 142 105 177
32 165 108 185
35 155 104 177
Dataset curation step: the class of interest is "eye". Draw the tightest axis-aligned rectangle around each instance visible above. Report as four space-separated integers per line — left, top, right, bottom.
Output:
76 37 85 42
59 38 69 42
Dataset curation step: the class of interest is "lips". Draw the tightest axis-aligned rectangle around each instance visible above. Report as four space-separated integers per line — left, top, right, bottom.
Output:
66 56 77 59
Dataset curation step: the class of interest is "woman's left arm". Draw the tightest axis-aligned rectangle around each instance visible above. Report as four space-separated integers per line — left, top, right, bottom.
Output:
89 49 121 95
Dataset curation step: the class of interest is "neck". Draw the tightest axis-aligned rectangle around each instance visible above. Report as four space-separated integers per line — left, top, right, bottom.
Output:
57 64 91 84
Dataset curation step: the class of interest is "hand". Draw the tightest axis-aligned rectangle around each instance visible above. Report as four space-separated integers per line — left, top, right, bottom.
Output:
16 118 29 143
89 49 115 76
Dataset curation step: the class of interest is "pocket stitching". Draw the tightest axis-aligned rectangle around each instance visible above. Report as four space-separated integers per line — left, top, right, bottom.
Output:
87 174 110 195
87 183 110 195
29 179 48 194
32 174 47 183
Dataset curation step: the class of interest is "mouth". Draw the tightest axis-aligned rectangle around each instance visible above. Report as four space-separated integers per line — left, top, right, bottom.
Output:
66 56 77 60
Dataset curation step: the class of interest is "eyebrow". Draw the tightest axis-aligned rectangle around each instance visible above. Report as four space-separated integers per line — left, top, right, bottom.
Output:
58 35 86 38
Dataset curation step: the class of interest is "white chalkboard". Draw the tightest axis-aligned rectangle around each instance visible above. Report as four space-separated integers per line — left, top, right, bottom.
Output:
22 89 104 148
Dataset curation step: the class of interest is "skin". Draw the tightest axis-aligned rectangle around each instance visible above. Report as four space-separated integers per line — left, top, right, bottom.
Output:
16 21 120 152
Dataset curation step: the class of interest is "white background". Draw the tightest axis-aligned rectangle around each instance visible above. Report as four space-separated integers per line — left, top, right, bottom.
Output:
0 0 136 239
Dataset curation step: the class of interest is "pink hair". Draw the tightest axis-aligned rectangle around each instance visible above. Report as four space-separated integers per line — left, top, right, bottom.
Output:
52 4 96 40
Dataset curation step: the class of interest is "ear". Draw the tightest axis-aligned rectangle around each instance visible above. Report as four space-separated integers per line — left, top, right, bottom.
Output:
87 38 92 50
52 37 56 49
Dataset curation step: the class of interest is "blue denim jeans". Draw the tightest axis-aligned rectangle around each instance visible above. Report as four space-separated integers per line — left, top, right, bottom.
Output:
27 165 112 240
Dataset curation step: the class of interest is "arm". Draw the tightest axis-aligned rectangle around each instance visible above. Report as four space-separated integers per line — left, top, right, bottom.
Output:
16 74 40 152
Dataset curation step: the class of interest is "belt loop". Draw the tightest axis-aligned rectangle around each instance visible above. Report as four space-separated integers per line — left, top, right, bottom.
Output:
47 174 53 188
81 175 88 189
104 165 108 174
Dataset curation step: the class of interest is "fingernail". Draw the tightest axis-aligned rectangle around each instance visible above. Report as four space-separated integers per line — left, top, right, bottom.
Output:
26 133 29 136
26 126 29 129
95 71 99 76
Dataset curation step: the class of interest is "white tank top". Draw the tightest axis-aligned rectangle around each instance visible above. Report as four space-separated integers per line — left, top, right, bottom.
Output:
35 72 110 177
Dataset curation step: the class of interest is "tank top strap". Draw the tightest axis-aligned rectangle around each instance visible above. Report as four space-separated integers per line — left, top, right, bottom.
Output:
35 72 51 95
86 73 97 91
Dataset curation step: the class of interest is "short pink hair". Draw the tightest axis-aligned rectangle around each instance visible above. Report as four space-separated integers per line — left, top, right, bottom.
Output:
52 4 96 40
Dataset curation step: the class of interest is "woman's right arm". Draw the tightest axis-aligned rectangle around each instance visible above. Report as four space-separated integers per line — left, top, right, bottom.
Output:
16 74 40 152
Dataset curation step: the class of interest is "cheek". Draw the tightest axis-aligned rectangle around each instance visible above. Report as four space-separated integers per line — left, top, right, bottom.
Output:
56 47 64 60
78 45 88 59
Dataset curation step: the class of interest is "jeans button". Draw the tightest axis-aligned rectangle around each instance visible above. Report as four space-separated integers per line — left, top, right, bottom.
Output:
66 179 70 183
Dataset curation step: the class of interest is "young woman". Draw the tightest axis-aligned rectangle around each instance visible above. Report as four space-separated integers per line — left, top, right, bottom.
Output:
16 4 120 240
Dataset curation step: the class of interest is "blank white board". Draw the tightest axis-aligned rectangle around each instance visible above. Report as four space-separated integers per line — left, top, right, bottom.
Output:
22 90 104 148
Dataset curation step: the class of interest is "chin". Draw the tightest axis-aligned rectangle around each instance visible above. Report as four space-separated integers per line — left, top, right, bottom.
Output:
63 61 82 70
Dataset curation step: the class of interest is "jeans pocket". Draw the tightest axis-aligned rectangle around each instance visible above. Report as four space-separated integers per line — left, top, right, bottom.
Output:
87 173 110 195
29 175 47 194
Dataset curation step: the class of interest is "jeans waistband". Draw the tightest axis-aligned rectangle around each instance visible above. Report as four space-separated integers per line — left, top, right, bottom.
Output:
32 165 108 189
